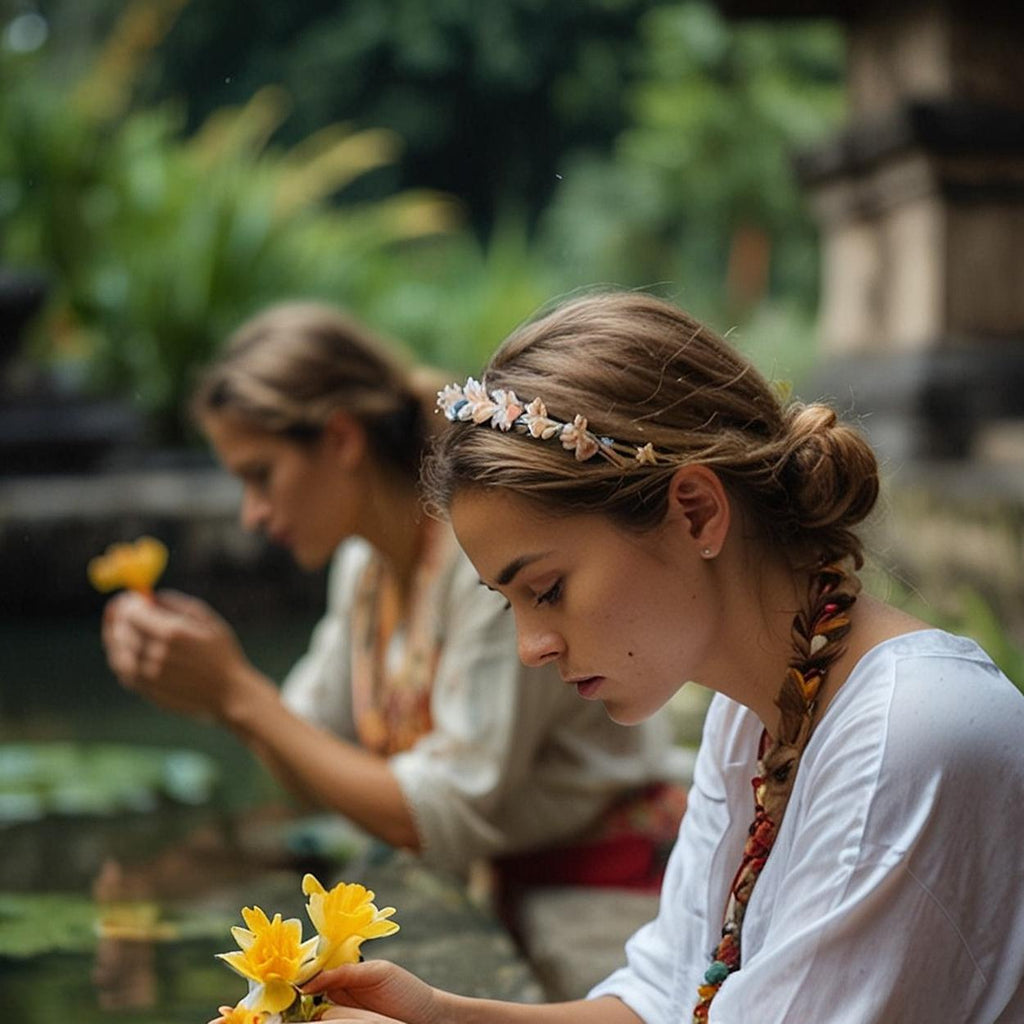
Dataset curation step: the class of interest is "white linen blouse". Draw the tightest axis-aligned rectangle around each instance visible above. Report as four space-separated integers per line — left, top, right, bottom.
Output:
589 629 1024 1023
281 537 674 877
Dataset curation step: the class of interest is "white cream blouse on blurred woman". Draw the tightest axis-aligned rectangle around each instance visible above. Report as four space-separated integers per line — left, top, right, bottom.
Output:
281 528 677 878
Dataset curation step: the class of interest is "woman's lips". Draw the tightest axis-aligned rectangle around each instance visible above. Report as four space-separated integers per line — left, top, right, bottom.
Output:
571 676 604 700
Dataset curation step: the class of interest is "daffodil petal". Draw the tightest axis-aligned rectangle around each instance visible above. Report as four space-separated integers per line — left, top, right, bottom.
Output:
241 906 272 932
250 977 299 1015
217 950 261 983
301 873 326 896
361 919 400 939
317 935 365 971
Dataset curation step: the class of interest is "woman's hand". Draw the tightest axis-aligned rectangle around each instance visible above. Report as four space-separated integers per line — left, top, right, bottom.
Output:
101 589 261 721
305 961 443 1024
320 1011 405 1023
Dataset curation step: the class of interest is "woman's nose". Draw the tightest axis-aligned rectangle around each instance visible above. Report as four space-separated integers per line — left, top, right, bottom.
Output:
240 490 269 532
517 623 565 668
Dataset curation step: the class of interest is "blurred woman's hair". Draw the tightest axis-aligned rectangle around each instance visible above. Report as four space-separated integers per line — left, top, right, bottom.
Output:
193 301 440 480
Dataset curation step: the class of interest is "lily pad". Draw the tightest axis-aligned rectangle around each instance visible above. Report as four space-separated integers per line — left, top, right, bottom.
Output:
0 892 98 957
0 891 236 959
0 743 219 824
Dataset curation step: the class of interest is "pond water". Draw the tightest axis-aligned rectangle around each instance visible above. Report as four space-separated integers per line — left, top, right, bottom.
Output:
0 611 325 1021
0 613 315 799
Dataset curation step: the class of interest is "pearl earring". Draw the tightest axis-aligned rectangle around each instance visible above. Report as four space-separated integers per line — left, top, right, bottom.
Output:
701 547 714 559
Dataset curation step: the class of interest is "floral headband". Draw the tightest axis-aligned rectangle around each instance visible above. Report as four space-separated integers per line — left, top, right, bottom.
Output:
437 377 662 466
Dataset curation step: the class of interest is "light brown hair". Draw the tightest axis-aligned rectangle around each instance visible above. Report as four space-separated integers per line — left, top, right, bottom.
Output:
424 291 878 567
193 301 438 480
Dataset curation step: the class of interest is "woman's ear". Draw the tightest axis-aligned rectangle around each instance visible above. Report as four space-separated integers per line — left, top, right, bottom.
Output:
665 464 730 558
322 409 367 471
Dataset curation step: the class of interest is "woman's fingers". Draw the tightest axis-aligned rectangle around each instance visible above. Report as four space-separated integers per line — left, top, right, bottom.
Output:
303 961 439 1024
321 1011 405 1023
155 589 217 623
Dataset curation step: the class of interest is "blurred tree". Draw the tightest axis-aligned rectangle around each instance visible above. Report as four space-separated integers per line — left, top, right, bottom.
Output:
0 0 457 443
539 2 844 336
138 0 673 236
0 0 847 440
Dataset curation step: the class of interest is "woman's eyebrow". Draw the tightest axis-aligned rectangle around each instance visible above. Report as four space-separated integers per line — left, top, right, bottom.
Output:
495 552 550 587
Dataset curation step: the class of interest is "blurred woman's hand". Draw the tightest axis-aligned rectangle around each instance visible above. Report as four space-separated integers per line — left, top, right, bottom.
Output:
101 589 261 721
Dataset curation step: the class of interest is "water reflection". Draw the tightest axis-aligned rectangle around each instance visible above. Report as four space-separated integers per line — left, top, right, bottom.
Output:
92 935 158 1010
0 612 318 1020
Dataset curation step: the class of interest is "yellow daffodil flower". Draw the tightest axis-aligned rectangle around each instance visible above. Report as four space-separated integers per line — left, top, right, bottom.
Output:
302 873 400 972
208 1000 271 1024
88 536 168 595
216 905 319 1015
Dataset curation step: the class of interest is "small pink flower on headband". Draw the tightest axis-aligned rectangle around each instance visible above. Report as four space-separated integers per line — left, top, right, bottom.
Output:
560 414 600 462
636 443 658 465
522 397 560 439
437 379 665 466
490 389 523 431
461 378 496 423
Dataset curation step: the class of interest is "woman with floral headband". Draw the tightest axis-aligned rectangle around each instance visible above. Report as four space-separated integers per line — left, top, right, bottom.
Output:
100 302 687 962
308 291 1024 1023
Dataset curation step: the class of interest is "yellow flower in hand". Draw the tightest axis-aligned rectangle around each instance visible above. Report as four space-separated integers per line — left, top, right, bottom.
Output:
88 536 168 595
216 905 319 1015
302 873 400 972
208 999 270 1024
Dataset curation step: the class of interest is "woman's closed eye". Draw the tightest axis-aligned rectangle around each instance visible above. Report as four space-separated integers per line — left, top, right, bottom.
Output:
241 465 271 491
489 579 562 612
534 579 562 608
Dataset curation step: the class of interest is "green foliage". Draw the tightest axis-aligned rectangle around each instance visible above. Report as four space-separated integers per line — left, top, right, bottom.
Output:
0 0 847 440
145 0 671 234
867 570 1024 691
0 891 234 957
0 892 102 958
0 7 458 442
537 2 844 331
356 214 562 375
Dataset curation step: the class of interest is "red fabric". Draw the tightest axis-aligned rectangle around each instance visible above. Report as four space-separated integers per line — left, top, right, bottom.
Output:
491 780 688 941
491 782 687 941
495 832 666 892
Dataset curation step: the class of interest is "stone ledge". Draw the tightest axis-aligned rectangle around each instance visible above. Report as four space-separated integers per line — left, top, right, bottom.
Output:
0 466 240 521
0 467 324 618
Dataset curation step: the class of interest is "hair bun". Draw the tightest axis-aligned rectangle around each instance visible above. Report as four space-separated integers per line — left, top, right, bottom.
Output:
780 403 879 563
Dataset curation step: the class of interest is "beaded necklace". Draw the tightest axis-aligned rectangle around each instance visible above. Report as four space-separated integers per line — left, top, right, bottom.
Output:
692 560 860 1022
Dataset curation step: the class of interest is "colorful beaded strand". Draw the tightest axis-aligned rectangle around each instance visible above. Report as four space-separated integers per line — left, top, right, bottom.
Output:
692 560 860 1022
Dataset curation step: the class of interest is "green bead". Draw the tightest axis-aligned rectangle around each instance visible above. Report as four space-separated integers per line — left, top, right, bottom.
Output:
704 960 730 984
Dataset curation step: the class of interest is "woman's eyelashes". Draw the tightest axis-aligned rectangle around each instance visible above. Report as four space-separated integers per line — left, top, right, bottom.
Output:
534 579 563 607
495 578 562 613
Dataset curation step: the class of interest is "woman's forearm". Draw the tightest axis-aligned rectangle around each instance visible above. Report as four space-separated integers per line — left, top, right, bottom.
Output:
436 994 641 1024
221 668 420 851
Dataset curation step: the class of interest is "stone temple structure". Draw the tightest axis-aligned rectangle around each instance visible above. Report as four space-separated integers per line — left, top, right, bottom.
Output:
719 0 1024 640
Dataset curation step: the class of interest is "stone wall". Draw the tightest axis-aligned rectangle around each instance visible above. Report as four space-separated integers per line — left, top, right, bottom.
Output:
0 464 325 619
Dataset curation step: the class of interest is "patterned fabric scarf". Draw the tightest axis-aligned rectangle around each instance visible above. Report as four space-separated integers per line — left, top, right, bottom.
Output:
349 518 455 757
693 560 861 1022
